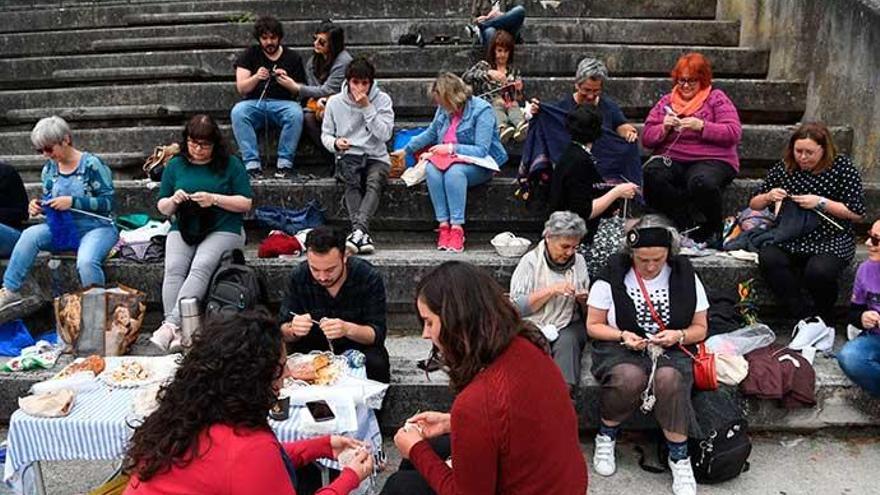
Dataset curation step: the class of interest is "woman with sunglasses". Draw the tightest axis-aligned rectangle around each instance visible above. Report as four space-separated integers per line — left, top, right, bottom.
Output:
586 215 707 495
749 122 865 331
642 52 742 246
382 261 587 494
295 20 353 154
838 219 880 397
125 309 373 494
150 114 253 352
0 116 118 316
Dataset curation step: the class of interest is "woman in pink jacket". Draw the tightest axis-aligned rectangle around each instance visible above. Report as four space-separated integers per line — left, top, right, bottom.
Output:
641 52 742 246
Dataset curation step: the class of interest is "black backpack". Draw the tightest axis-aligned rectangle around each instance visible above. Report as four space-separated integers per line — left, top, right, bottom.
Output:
205 249 265 317
689 419 751 484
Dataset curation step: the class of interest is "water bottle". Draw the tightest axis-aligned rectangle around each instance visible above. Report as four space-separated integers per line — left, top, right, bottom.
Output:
179 297 202 347
342 349 366 369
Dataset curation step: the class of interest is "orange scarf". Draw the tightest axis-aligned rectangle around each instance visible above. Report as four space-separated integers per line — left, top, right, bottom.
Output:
670 84 712 116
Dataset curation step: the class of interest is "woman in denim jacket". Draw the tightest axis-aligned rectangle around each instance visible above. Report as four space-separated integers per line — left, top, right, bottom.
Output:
392 73 507 252
0 116 117 314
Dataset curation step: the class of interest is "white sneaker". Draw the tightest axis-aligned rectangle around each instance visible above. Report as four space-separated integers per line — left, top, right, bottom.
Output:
790 316 835 352
592 434 616 476
150 321 180 352
668 457 697 495
847 324 863 341
0 288 24 311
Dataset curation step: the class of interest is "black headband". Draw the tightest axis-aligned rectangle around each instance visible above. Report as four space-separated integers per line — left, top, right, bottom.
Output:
626 227 672 249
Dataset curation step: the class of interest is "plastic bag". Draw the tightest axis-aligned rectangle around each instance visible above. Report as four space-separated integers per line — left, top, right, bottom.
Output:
705 323 776 356
0 320 34 357
1 340 61 372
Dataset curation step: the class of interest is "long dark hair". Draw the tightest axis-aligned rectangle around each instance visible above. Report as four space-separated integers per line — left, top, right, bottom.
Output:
180 114 230 175
123 309 283 481
415 261 548 392
312 20 345 83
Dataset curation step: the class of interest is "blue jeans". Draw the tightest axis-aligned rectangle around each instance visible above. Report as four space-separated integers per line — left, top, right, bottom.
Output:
425 163 494 225
3 223 119 292
479 5 526 46
838 332 880 397
0 224 21 258
230 98 304 171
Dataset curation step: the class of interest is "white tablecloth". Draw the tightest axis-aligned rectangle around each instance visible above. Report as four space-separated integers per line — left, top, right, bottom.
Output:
3 362 384 494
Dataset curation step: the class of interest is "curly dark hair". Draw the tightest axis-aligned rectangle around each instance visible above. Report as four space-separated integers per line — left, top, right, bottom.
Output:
123 309 284 481
566 103 603 145
180 113 230 175
415 261 549 392
252 15 283 40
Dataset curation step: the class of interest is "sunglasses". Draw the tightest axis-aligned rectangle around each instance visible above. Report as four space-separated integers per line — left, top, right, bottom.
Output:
312 35 327 47
869 235 880 247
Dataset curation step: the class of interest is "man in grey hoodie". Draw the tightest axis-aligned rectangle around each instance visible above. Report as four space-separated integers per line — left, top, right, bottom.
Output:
321 56 395 254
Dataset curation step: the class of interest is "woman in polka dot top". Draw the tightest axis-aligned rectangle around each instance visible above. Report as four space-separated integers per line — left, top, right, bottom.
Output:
749 122 866 326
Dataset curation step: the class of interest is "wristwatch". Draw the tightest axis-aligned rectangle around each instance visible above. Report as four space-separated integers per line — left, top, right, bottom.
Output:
816 197 828 212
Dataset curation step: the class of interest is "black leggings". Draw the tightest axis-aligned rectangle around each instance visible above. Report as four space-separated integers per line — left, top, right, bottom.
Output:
643 159 736 242
758 245 847 323
380 436 451 495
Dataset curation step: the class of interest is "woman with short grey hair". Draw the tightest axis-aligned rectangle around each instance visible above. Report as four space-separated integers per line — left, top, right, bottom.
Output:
0 116 118 315
510 211 589 395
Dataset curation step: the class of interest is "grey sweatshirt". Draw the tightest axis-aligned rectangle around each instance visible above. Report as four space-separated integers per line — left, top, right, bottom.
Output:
321 80 395 164
300 50 353 100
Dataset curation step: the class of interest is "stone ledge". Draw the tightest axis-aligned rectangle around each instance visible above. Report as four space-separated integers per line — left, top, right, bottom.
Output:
0 45 769 87
0 18 741 58
1 335 877 432
0 0 719 34
0 78 808 122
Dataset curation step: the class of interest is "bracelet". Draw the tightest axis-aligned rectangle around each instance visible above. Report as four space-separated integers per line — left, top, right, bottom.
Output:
678 329 687 344
212 194 220 207
618 330 625 343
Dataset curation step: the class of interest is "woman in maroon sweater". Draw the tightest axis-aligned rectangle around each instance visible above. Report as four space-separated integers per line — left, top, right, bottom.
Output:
124 309 373 495
382 261 588 494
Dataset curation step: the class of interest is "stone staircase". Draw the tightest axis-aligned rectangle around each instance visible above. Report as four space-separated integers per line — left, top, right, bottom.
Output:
0 0 877 434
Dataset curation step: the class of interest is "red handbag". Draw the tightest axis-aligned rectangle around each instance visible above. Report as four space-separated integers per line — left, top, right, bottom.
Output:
633 269 718 391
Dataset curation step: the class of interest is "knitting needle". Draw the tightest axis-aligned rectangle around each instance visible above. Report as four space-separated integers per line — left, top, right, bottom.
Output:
680 226 701 236
475 81 517 99
289 311 336 354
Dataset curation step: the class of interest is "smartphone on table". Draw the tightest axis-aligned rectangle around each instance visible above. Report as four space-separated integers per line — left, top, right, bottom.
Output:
305 400 336 422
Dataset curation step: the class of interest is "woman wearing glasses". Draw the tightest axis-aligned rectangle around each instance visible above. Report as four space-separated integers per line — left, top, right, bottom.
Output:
0 116 117 316
150 114 253 352
295 20 353 155
750 122 864 333
641 52 742 246
838 219 880 397
382 261 587 494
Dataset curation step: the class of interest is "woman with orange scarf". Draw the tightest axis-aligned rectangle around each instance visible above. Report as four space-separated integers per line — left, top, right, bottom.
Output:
641 53 742 246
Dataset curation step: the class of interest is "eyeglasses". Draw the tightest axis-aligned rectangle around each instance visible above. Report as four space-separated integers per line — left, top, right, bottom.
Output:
34 144 55 154
187 139 214 150
677 78 699 87
312 35 327 47
869 235 880 247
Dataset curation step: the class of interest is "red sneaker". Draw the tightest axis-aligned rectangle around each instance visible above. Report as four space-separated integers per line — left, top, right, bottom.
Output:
448 227 465 252
437 224 452 251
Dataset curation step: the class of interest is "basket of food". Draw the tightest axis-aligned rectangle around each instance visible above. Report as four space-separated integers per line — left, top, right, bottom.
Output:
490 232 532 258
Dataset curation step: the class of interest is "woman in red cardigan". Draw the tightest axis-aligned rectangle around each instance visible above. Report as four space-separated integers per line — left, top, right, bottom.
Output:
124 309 373 495
381 261 588 494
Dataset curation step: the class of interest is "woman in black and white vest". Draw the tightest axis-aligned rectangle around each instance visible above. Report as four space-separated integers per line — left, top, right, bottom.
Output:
586 214 708 495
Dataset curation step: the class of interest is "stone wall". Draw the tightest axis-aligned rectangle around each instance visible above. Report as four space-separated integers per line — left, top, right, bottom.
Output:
718 0 880 178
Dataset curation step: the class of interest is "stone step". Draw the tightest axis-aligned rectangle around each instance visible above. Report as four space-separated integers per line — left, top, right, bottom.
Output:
0 78 808 122
90 35 237 52
3 226 868 315
0 0 719 34
0 45 769 89
0 125 854 181
123 11 256 26
1 334 876 432
51 65 212 83
3 104 184 123
0 18 741 58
